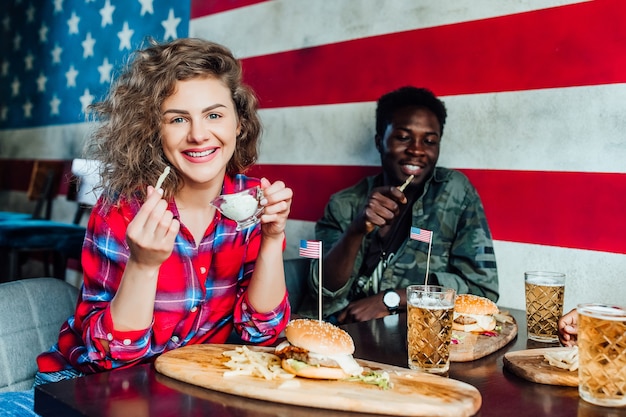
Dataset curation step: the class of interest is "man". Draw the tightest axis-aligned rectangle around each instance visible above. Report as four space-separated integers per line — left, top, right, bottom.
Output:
299 86 498 323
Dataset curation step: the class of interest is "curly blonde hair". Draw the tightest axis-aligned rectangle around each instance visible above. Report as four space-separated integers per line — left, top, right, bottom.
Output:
86 37 262 205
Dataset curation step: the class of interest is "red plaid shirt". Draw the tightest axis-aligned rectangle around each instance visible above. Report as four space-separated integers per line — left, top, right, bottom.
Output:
37 175 290 374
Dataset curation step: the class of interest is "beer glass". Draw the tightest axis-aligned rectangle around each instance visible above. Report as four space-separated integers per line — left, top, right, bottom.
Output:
524 271 565 342
577 303 626 407
406 285 456 374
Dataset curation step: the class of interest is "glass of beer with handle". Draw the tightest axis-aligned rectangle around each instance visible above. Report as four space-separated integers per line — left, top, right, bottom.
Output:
577 303 626 407
406 285 456 374
524 271 565 342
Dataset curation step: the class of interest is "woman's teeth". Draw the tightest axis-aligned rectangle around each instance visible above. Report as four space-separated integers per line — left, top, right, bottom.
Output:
186 149 214 158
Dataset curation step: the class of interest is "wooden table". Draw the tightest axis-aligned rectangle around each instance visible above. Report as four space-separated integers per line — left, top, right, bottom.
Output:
34 309 626 417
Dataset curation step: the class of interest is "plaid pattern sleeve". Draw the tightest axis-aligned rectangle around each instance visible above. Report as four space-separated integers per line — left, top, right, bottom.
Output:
37 175 290 374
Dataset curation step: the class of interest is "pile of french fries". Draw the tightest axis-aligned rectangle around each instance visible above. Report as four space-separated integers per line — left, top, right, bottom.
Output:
543 346 579 371
222 346 296 380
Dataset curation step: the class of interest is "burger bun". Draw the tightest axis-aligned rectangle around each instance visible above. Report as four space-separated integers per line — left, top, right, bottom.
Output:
281 358 351 380
453 294 499 333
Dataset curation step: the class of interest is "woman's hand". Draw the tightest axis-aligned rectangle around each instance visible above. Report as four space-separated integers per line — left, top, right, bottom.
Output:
125 186 180 268
259 177 293 238
558 308 579 347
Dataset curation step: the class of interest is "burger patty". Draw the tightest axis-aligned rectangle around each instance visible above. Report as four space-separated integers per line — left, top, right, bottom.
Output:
275 344 340 368
454 315 478 325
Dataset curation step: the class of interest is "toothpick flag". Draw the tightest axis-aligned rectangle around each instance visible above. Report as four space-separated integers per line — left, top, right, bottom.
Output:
299 240 321 258
300 240 323 321
410 227 433 286
410 227 432 243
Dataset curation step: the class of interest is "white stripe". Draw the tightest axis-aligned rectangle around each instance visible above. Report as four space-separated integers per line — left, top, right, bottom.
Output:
190 0 589 59
285 220 626 312
0 122 92 160
258 84 626 173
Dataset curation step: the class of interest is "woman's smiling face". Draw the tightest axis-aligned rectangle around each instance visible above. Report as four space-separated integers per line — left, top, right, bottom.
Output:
160 76 240 188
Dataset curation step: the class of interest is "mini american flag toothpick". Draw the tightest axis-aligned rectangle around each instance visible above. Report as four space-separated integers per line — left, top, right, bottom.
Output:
410 227 433 285
299 240 321 259
299 240 323 321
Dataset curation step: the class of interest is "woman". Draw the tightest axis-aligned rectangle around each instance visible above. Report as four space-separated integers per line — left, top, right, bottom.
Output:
35 38 293 383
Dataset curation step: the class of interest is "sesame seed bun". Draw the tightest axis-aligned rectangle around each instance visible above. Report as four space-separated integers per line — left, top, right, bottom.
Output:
453 294 499 333
454 294 499 316
285 319 355 356
281 358 351 380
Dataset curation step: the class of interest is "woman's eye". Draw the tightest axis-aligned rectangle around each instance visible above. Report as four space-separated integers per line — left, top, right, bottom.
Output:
172 117 185 124
208 113 221 120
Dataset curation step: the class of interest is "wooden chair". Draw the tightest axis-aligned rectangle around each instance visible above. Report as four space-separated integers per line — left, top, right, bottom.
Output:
0 160 64 221
0 160 100 282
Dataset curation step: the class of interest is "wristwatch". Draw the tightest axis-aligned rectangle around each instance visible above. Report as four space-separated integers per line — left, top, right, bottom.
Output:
382 289 401 314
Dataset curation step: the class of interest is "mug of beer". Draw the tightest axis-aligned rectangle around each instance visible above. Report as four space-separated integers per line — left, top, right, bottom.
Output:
577 303 626 407
524 271 565 342
406 285 456 374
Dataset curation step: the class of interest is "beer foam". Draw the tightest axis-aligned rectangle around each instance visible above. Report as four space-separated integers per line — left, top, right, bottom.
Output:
578 304 626 321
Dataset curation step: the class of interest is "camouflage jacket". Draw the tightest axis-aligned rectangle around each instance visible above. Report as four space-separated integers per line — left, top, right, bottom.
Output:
298 167 499 319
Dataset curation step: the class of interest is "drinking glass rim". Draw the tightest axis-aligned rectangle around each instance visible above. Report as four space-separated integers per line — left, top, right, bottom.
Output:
577 302 626 319
407 284 455 293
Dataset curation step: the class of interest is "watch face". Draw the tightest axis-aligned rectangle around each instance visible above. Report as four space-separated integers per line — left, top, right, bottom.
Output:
383 290 400 308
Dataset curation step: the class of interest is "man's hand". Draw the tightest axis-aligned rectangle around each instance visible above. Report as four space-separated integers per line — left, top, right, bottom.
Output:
361 185 408 233
337 293 390 323
558 308 579 347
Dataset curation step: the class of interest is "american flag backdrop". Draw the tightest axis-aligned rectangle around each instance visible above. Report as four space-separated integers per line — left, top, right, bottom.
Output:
1 0 625 311
0 0 189 144
189 0 626 312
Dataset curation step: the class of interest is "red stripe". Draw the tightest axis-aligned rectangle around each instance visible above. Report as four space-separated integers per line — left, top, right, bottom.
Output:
0 160 73 195
6 161 624 254
240 0 626 108
191 0 270 18
249 164 626 255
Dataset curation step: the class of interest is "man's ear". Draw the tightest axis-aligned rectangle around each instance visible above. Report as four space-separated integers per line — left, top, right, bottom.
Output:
375 134 382 152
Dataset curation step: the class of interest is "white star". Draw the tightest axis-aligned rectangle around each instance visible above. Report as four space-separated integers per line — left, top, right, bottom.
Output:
85 0 95 3
117 22 134 51
67 11 80 34
0 105 8 121
37 72 48 92
54 0 63 14
80 88 95 113
98 57 113 83
51 44 63 64
13 33 21 50
2 16 10 31
138 0 154 16
11 77 20 96
23 99 34 118
66 65 78 87
26 4 36 23
100 0 115 27
24 52 35 70
1 60 9 76
82 32 96 58
39 23 49 43
50 94 61 116
161 9 181 41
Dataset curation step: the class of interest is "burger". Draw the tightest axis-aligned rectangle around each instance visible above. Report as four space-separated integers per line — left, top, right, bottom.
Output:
275 319 363 379
452 294 499 333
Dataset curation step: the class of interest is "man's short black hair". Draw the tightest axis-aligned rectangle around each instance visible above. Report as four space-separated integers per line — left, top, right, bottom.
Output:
375 86 447 137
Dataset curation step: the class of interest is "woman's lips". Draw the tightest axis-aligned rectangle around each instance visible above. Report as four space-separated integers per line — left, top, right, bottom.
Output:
182 147 218 163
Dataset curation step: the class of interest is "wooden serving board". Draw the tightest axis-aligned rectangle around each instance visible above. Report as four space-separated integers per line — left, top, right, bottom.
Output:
450 313 518 362
503 347 578 387
155 344 482 417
